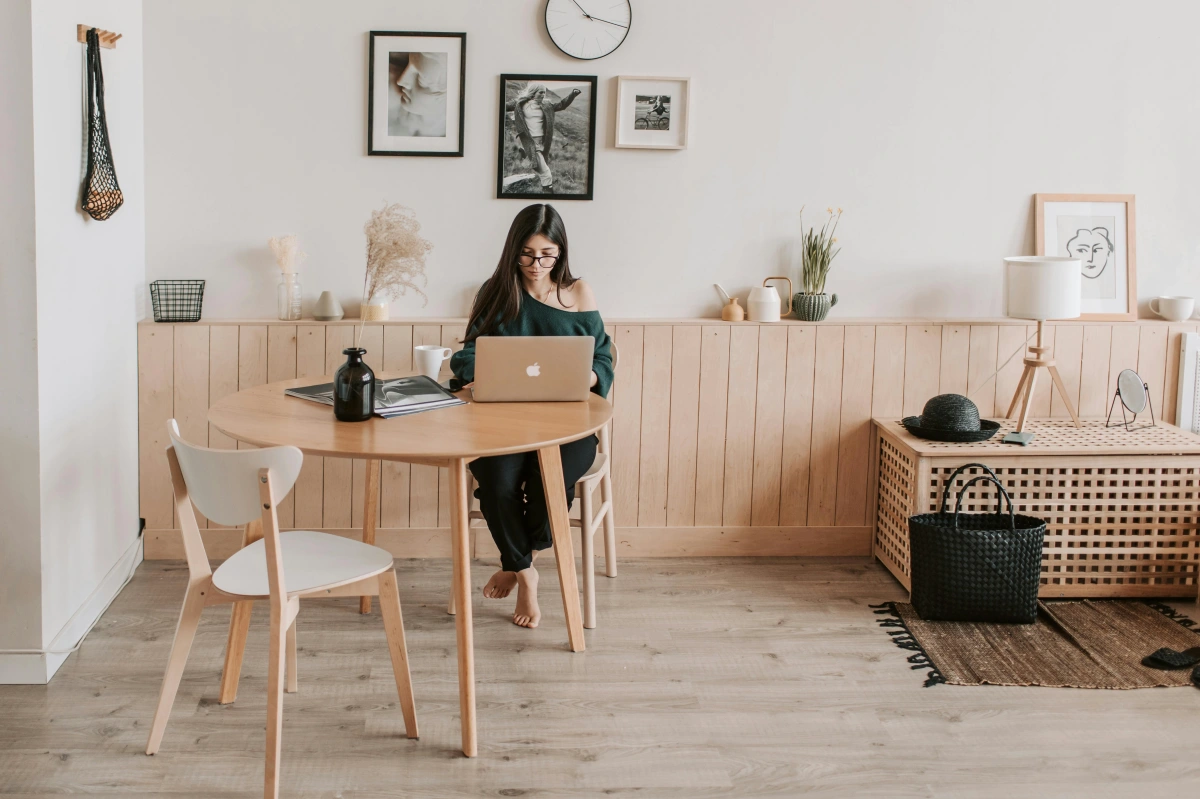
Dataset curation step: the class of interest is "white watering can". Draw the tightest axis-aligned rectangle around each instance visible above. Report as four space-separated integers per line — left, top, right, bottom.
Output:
747 277 792 322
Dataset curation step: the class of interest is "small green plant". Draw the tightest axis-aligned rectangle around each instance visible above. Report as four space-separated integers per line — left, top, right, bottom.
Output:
799 207 842 295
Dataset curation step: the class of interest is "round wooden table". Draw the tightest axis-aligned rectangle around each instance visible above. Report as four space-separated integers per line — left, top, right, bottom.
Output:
208 374 613 757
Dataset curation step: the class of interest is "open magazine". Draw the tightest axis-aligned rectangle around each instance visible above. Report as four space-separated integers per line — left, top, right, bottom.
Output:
285 375 464 419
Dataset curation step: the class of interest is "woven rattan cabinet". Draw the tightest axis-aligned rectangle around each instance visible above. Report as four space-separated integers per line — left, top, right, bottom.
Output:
869 418 1200 598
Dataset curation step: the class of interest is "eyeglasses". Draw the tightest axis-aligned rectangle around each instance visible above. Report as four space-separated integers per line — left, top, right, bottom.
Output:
517 254 559 268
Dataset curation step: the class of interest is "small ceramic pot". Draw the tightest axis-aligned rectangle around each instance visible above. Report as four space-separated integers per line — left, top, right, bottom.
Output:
313 291 344 321
793 292 838 322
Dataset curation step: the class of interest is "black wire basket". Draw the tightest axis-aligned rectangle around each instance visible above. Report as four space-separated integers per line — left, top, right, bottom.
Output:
908 462 1047 624
150 280 205 322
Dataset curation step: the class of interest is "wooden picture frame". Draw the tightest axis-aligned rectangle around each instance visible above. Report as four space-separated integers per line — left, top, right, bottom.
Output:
367 31 466 157
1035 193 1137 321
496 74 598 201
614 76 691 150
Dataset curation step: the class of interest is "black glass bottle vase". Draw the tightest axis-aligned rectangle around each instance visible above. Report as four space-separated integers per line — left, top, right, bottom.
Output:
333 348 375 422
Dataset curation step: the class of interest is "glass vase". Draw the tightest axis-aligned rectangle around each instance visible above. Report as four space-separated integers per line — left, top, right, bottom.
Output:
277 273 302 320
333 348 375 422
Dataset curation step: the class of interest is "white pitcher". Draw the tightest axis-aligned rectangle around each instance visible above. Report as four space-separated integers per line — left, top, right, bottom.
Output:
747 277 793 322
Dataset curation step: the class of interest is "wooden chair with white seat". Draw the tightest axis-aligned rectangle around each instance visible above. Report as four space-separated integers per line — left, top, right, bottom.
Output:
146 420 418 799
448 342 618 629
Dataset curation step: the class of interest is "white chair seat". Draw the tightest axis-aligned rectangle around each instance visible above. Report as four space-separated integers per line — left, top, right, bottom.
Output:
213 530 395 598
578 452 607 483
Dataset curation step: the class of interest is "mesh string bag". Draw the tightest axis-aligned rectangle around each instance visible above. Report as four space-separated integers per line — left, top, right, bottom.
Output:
82 28 123 221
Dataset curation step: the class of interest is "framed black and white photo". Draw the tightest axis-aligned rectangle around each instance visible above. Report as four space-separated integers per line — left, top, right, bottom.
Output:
1035 194 1137 320
496 74 597 200
367 31 465 156
615 76 690 149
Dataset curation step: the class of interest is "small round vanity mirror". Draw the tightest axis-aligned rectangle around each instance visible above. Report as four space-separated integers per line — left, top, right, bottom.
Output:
1117 369 1148 413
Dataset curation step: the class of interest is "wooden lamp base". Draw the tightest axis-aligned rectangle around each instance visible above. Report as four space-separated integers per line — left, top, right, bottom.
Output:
1005 320 1082 433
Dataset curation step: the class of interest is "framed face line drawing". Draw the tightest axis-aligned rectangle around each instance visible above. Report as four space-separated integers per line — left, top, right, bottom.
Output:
1035 193 1137 321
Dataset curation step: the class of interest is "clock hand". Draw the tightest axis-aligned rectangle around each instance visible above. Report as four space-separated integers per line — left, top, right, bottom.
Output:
586 14 628 28
569 0 592 18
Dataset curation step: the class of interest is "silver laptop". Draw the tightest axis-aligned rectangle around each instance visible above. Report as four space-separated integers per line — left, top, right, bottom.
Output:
472 336 593 402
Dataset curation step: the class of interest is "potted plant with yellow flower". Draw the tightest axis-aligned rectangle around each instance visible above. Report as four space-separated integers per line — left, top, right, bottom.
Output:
793 207 842 321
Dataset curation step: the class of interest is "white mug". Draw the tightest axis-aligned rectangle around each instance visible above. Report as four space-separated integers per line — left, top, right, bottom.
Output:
1150 296 1195 322
414 345 452 380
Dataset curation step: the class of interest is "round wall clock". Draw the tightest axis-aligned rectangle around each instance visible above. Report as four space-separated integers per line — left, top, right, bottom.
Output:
544 0 631 60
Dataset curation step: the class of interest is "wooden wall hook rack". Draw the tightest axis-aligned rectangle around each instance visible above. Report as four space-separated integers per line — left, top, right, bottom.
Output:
77 25 122 49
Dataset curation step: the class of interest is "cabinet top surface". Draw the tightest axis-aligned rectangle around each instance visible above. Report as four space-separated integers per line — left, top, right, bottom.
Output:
874 417 1200 456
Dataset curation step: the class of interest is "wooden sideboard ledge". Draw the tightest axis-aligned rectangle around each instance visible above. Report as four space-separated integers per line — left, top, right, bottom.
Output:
138 316 1200 561
139 317 1181 327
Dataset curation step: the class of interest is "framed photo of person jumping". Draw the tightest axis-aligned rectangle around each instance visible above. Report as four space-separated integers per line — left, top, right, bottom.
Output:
496 74 597 200
1034 193 1137 320
367 31 466 156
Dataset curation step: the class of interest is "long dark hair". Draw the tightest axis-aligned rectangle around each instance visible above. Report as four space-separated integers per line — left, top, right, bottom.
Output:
464 203 577 342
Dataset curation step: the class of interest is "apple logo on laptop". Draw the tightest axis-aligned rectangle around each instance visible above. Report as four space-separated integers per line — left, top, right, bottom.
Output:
526 362 541 378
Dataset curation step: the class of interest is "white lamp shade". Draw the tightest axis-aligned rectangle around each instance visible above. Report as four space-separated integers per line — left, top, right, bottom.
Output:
1005 256 1082 321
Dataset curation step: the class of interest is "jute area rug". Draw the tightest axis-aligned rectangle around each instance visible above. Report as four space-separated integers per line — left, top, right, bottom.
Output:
875 600 1200 689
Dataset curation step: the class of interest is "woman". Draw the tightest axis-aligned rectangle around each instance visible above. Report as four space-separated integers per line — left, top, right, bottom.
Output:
450 204 613 628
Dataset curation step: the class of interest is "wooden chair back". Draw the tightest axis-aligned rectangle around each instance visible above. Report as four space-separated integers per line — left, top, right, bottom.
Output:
166 419 303 598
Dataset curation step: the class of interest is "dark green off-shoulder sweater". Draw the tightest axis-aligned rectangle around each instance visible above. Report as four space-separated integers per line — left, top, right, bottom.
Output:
449 291 614 398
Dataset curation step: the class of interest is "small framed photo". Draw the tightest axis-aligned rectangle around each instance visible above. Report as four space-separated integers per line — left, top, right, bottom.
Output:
614 76 690 150
1035 193 1137 320
367 31 466 156
497 74 597 200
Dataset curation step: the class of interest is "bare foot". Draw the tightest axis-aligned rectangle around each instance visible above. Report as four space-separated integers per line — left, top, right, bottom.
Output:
513 567 541 628
483 570 518 599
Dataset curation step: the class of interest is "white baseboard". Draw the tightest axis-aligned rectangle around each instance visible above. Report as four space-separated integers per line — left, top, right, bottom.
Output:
0 535 143 685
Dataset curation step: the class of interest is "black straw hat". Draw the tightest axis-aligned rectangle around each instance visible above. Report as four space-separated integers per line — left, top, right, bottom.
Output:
902 394 1000 442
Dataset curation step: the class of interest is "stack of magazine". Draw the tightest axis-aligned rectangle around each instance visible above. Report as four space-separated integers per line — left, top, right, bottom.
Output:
285 375 465 419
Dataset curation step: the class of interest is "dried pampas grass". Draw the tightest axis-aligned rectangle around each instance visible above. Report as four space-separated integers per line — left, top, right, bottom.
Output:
358 203 433 346
268 234 306 274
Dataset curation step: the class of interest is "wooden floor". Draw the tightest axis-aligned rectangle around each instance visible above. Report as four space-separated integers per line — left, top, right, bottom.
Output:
2 558 1199 798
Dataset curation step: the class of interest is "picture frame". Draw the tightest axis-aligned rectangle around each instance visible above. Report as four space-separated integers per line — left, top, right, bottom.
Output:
367 31 466 157
496 73 597 201
614 76 691 150
1035 193 1137 321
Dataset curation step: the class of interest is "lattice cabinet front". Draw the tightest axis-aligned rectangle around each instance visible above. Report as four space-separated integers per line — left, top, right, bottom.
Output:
871 419 1200 598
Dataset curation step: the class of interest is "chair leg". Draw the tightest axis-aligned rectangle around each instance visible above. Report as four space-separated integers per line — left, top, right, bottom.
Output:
219 519 263 704
146 580 207 755
264 607 288 799
378 569 419 739
580 483 597 630
599 469 617 578
447 588 456 616
285 621 298 694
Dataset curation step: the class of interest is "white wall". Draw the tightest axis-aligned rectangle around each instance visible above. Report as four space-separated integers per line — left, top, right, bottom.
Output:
0 0 144 683
0 0 44 662
144 0 1200 320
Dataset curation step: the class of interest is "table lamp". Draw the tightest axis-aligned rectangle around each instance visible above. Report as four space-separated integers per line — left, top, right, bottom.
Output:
1004 256 1083 434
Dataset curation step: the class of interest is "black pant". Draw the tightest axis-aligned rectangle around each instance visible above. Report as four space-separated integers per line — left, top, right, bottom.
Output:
470 436 598 572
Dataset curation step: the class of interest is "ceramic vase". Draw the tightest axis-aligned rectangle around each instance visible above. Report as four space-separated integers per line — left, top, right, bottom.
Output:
313 291 344 321
793 292 838 322
333 348 374 422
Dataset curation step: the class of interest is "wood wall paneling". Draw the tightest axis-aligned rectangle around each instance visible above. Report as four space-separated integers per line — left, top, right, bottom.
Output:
611 325 645 526
138 319 1185 559
750 326 788 526
834 325 875 526
807 326 844 526
693 326 730 526
721 326 759 526
777 326 817 526
665 326 701 526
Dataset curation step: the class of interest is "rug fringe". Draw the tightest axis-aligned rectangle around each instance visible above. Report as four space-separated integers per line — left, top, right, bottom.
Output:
1144 601 1199 631
869 602 947 688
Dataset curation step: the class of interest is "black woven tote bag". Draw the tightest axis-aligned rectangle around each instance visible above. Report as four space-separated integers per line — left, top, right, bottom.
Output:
909 462 1047 624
